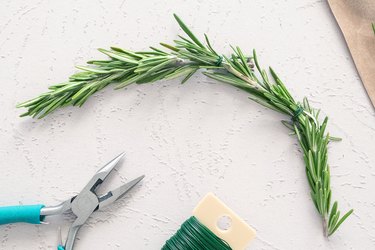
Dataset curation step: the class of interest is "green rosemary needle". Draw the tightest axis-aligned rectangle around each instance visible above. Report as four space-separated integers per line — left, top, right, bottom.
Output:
17 14 353 236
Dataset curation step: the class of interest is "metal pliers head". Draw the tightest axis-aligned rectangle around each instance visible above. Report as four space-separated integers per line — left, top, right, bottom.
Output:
41 153 144 250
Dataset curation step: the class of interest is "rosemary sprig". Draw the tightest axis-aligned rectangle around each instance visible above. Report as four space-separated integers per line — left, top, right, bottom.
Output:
17 14 353 236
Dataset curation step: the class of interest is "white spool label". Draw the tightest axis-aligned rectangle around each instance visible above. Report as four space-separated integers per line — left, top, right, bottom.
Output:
193 193 256 250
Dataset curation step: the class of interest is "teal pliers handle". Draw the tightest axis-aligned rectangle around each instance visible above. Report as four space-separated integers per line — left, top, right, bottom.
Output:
0 205 45 225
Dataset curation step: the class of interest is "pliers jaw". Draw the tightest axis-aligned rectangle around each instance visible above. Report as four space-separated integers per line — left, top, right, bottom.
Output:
77 152 126 197
40 153 144 250
97 175 145 209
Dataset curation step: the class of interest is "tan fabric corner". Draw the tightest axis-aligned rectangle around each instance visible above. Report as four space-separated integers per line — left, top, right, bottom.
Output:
327 0 375 107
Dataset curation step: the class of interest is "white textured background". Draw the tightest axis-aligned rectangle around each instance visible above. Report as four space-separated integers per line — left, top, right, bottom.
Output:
1 0 375 249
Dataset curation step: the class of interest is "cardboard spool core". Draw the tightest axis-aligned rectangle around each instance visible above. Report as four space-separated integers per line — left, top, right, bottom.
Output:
193 193 256 250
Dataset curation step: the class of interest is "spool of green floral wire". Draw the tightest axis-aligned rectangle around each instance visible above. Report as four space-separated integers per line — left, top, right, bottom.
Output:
162 216 232 250
162 193 256 249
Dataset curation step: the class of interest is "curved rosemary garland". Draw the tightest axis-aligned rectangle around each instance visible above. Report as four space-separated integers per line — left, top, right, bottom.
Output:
17 14 353 236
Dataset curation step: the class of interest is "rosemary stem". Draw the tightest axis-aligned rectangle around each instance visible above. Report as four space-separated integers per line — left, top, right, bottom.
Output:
323 216 328 237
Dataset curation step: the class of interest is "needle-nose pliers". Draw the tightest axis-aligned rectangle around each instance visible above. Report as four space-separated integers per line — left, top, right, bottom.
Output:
0 153 144 250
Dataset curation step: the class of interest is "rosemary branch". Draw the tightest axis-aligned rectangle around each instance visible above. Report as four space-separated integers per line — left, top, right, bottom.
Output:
17 14 353 236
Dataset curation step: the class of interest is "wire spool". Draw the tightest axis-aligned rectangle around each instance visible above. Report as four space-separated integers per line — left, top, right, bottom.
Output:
162 193 256 250
162 216 232 250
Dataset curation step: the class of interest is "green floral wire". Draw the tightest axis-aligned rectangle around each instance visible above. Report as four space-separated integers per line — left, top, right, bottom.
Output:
292 105 304 122
162 216 231 250
215 56 223 66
